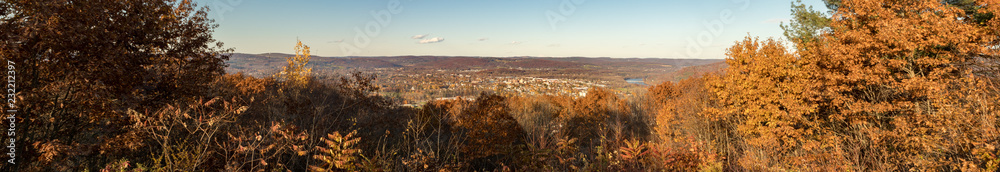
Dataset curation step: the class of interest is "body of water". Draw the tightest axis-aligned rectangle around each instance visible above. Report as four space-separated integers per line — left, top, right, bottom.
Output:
625 78 647 86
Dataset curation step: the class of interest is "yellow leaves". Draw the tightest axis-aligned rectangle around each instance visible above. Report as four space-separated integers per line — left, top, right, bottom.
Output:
277 40 313 86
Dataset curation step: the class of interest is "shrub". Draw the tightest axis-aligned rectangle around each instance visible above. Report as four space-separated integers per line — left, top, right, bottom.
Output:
457 93 527 170
1 0 230 170
128 97 248 171
310 130 362 172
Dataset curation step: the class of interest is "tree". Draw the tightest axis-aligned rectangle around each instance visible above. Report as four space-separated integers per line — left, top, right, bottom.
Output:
648 75 727 170
823 0 842 11
784 0 989 49
458 93 526 170
722 0 1000 170
798 0 1000 170
566 87 618 147
0 0 230 170
781 0 832 48
709 37 832 170
278 40 312 86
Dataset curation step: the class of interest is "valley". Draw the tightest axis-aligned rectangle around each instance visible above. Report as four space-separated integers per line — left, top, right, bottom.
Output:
225 53 725 104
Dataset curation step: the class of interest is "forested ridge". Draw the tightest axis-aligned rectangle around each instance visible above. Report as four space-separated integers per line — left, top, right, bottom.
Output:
1 0 999 171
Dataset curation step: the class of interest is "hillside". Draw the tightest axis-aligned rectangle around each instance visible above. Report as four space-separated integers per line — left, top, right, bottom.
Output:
648 62 728 85
225 53 722 78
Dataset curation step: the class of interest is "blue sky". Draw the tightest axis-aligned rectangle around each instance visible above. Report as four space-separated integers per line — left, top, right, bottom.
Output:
196 0 830 59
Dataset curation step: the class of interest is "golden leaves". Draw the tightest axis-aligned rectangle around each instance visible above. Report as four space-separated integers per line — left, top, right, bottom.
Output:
277 40 313 86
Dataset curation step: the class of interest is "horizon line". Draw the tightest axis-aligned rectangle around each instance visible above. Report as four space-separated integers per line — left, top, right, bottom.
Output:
229 52 727 60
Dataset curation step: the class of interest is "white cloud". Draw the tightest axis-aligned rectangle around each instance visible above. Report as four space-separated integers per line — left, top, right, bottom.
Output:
419 37 445 44
762 18 788 24
329 39 344 43
411 34 428 39
478 37 489 41
510 41 522 45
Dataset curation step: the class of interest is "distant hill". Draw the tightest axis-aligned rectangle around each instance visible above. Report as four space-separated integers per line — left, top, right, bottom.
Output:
226 53 402 75
225 53 724 80
477 68 527 75
507 58 582 68
413 57 495 69
647 62 728 85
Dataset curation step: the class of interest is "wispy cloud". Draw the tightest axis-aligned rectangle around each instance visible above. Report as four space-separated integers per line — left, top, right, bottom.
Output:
478 37 489 41
762 18 788 24
510 41 522 45
411 34 428 39
419 37 445 44
547 44 560 47
328 39 344 43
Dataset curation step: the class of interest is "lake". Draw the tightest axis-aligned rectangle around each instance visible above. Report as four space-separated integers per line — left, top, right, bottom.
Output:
625 78 647 86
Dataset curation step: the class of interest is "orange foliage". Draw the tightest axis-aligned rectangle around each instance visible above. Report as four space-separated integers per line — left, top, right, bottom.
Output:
566 87 620 147
705 0 1000 170
573 87 619 118
709 37 830 170
648 75 726 170
797 0 1000 170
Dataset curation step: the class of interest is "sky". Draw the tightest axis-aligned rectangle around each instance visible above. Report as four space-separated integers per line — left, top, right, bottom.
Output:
195 0 830 59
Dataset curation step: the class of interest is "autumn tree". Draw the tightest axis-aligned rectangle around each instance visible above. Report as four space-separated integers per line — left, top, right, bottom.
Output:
713 0 1000 170
566 87 619 148
708 37 836 170
456 93 526 170
0 0 230 170
648 75 730 169
277 40 312 86
796 0 1000 170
